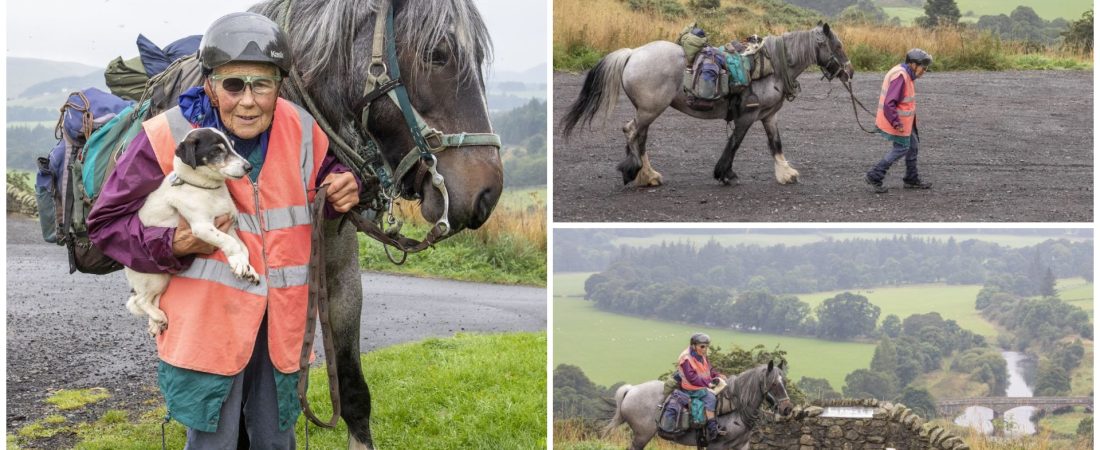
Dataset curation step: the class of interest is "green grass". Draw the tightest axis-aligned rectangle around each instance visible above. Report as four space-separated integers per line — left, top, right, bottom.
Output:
1039 409 1092 438
883 0 1091 24
554 272 593 298
359 188 546 287
46 388 110 411
1069 339 1093 396
797 283 999 337
64 332 546 450
609 232 1088 249
1057 278 1093 318
553 297 874 389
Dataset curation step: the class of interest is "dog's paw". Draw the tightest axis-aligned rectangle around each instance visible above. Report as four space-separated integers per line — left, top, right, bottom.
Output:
147 317 167 337
229 256 262 285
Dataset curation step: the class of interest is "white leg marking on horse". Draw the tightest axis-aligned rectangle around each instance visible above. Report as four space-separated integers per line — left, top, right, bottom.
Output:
348 436 373 450
634 154 663 186
774 154 799 184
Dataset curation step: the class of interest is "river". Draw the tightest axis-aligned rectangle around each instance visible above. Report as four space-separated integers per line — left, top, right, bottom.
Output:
953 351 1036 435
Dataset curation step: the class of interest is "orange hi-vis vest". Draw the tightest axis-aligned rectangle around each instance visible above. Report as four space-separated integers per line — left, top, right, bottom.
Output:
144 98 328 376
875 64 916 137
677 347 713 391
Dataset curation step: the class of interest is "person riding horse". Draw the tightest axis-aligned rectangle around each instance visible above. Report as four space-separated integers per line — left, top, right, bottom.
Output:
865 48 935 193
673 333 727 442
88 12 360 448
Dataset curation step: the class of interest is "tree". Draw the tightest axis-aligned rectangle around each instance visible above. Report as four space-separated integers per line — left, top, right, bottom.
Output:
1034 360 1071 396
799 377 840 400
1040 267 1056 297
815 292 880 340
917 0 960 28
881 314 902 338
843 368 897 400
900 387 938 419
870 338 898 374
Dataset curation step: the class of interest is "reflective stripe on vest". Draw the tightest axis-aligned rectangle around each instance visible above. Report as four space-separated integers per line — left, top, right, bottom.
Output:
874 64 916 137
678 348 712 391
144 99 328 375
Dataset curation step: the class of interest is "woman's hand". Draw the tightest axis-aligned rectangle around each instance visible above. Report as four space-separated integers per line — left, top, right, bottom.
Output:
322 172 359 213
172 214 234 256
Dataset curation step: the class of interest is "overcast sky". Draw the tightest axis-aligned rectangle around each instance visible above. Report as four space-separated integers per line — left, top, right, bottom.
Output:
5 0 547 73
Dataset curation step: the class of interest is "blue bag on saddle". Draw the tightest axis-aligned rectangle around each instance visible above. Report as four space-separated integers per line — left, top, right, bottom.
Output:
725 52 749 87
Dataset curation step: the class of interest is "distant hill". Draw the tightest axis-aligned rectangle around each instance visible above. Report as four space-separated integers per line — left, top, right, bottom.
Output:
19 71 107 98
490 63 547 84
7 57 100 100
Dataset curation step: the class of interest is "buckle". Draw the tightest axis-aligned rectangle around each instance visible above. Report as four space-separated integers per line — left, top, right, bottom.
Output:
422 128 444 151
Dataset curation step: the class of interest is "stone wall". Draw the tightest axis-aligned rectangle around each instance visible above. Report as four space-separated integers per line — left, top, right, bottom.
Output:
749 399 969 450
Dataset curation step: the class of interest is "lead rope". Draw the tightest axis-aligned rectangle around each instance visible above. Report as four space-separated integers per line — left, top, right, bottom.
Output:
841 78 881 134
161 413 169 450
298 185 343 434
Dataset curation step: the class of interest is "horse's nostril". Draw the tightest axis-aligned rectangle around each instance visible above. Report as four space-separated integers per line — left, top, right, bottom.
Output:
468 188 497 229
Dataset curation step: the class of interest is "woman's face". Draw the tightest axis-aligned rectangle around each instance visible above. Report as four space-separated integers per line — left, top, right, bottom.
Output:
206 62 280 139
695 343 709 356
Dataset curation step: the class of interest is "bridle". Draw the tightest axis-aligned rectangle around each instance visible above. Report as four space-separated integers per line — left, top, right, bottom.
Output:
814 30 847 82
762 372 790 410
277 0 501 256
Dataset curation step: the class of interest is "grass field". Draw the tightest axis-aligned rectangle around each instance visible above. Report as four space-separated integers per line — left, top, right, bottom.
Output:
359 187 546 286
39 332 547 450
1057 278 1094 318
553 297 875 389
554 272 593 298
797 284 998 337
610 232 1090 249
884 0 1092 24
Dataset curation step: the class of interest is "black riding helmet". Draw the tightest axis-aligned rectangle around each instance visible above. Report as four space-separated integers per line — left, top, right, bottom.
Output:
690 333 711 346
905 48 933 68
199 12 291 75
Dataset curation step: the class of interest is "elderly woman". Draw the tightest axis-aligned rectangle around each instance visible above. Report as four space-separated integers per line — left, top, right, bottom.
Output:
88 12 359 448
676 333 726 442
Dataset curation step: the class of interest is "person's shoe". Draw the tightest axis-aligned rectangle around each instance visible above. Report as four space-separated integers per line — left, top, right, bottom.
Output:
904 180 933 189
705 419 721 441
865 174 888 194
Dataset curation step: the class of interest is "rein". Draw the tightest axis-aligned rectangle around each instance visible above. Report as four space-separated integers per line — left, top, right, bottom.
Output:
297 185 342 430
274 0 500 259
841 78 881 134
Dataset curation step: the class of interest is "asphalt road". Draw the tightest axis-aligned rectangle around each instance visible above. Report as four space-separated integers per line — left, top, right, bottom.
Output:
6 214 546 444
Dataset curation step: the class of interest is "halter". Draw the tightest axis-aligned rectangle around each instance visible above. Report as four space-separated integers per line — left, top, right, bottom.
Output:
358 1 501 236
762 371 790 410
276 0 501 249
814 30 846 82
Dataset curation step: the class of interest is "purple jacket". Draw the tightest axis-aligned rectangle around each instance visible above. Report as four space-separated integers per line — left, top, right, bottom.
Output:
881 63 916 129
87 129 357 274
680 351 720 388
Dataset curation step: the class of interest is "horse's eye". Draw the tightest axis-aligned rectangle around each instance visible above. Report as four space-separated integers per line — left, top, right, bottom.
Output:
428 47 450 66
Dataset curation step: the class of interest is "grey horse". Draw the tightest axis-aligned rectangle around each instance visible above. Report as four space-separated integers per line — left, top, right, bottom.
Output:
604 361 794 450
562 23 853 187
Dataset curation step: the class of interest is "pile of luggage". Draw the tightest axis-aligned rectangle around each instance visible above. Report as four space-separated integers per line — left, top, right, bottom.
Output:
676 23 775 112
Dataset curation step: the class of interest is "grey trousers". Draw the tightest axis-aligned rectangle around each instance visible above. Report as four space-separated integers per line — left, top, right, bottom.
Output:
184 320 295 450
867 128 920 184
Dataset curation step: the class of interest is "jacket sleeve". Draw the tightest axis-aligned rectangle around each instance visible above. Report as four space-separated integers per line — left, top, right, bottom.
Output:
881 74 906 129
87 130 193 273
316 150 363 219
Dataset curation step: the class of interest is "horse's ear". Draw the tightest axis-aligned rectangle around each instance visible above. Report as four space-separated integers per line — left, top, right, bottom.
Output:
780 360 787 371
767 360 774 373
816 20 823 27
822 23 832 36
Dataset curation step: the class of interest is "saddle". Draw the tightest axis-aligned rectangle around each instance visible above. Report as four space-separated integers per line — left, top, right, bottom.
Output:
680 38 774 112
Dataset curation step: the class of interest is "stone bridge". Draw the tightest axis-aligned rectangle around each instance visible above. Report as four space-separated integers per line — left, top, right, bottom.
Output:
937 396 1093 417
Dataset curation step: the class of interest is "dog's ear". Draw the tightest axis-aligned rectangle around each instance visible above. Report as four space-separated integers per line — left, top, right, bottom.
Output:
176 134 200 168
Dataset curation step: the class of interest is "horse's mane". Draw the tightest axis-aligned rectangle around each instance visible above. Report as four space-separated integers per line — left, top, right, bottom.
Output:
252 0 492 86
718 364 779 429
768 27 826 71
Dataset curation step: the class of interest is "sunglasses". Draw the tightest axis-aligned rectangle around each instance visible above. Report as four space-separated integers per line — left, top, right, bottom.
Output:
210 74 282 96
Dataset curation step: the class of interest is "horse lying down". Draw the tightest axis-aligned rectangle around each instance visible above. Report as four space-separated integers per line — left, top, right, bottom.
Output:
123 127 260 336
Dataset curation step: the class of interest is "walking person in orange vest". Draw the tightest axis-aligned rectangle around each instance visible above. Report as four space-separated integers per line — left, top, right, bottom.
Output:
865 49 934 193
674 333 726 442
88 13 360 448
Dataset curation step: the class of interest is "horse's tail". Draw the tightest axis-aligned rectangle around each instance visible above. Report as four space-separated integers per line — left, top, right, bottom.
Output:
561 48 633 139
601 383 633 438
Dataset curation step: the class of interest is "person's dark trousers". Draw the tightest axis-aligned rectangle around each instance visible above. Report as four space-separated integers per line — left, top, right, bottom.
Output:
867 127 920 184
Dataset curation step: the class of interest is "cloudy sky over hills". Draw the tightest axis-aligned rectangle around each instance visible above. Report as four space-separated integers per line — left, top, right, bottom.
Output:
6 0 547 74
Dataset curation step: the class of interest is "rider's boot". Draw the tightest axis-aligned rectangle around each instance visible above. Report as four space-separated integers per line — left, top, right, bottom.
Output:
705 419 722 442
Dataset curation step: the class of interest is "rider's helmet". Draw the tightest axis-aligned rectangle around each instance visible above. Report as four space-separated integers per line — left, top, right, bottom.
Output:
905 48 933 68
199 12 291 75
690 333 711 346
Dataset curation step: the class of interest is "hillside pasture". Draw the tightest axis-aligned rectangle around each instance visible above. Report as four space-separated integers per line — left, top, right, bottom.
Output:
553 297 875 389
797 284 997 337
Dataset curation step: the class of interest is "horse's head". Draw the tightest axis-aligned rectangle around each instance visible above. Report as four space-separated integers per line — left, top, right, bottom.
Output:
813 22 853 83
762 360 793 417
275 0 503 234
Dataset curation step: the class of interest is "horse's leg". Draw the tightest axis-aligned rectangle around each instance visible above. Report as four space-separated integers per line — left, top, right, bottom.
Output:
713 116 754 185
324 220 375 450
762 113 799 184
620 118 662 186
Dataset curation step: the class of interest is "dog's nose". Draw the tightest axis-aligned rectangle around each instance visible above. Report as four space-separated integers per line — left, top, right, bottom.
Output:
242 161 253 173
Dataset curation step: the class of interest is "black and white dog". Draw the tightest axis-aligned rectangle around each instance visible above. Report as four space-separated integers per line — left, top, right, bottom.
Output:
124 128 260 336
